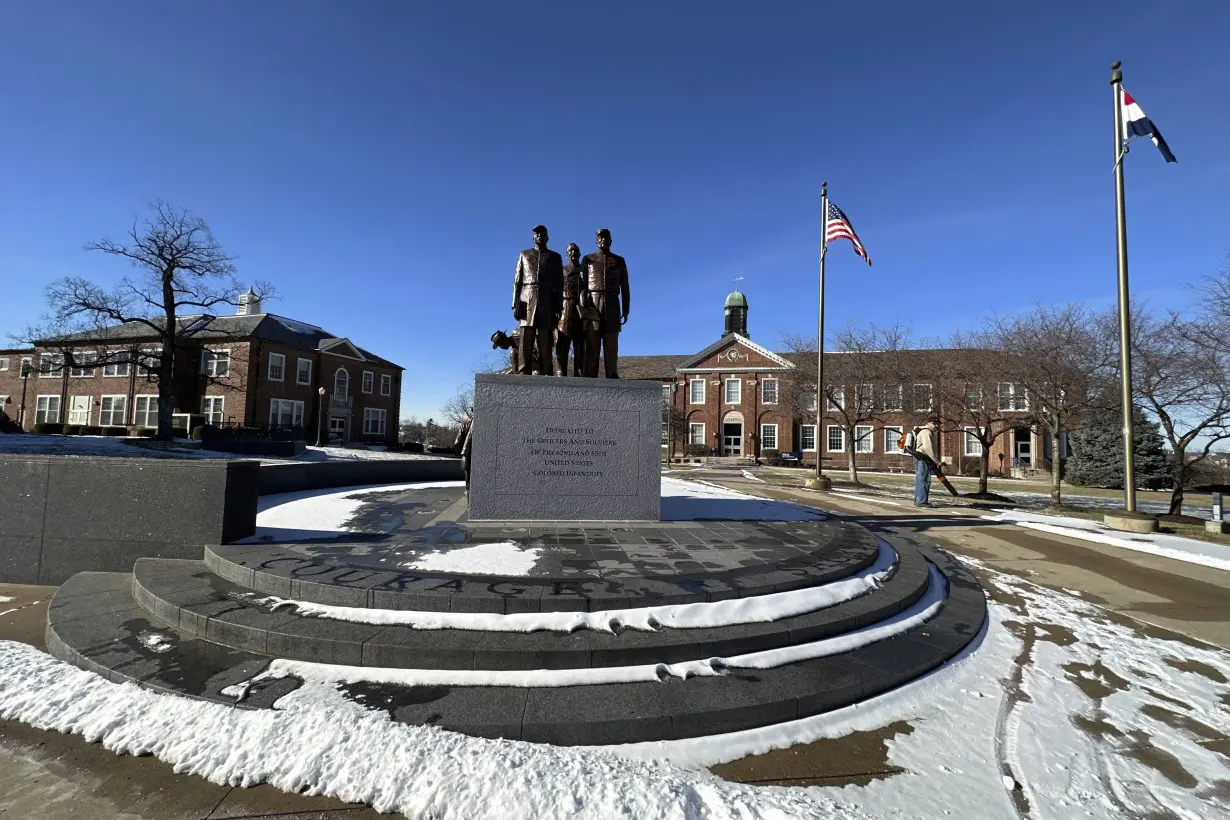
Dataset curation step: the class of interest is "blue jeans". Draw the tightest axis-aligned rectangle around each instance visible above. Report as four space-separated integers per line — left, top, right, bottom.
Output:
914 458 932 505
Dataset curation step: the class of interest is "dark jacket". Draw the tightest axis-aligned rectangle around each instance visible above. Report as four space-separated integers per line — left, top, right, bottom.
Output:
580 251 630 331
513 247 564 327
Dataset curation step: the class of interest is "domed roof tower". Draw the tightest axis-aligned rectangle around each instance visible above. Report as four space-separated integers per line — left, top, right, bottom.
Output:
723 289 748 337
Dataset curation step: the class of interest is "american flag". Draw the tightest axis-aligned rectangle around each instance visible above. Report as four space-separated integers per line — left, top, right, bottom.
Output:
825 201 872 266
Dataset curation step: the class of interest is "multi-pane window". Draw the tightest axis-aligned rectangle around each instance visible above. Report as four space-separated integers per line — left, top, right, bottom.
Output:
268 353 286 382
689 378 705 404
202 396 225 425
297 358 313 385
884 426 904 454
724 378 741 404
827 425 845 452
99 396 127 427
966 386 983 411
802 389 817 412
661 385 671 446
761 378 778 404
20 356 33 374
800 424 817 451
688 423 706 446
334 368 349 399
913 383 934 412
138 349 160 377
882 384 903 412
40 353 64 378
0 357 7 371
855 384 874 413
760 424 778 450
854 424 874 453
362 371 374 394
202 349 230 378
133 396 158 428
363 407 387 435
380 374 392 396
270 399 305 428
103 357 130 377
70 353 97 377
998 383 1029 411
35 396 60 424
964 427 984 457
826 385 845 411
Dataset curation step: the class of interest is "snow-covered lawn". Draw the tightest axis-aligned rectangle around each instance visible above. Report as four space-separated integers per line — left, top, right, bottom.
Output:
985 508 1230 573
3 563 1227 818
0 433 441 465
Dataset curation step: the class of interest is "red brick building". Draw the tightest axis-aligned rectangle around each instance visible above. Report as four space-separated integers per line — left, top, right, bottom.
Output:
621 290 1054 476
0 293 402 444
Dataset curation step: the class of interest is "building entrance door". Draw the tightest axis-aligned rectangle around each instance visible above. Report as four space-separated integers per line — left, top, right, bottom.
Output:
68 395 91 426
723 423 742 456
329 415 346 443
1013 428 1032 466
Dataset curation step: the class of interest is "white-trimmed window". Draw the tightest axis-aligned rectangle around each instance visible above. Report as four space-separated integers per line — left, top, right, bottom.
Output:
297 358 312 385
202 349 230 378
137 349 160 377
913 383 934 412
689 378 705 404
380 374 392 396
724 378 741 404
0 357 8 371
761 378 778 404
202 396 225 425
966 386 983 411
363 407 387 435
760 423 778 450
855 385 874 413
661 385 671 446
20 356 33 374
0 396 8 413
35 395 60 424
882 384 903 412
800 424 817 451
827 425 845 452
67 396 90 425
964 427 984 457
40 353 64 378
268 353 286 382
70 353 97 377
854 424 874 453
688 423 706 446
133 395 158 428
334 368 349 399
884 425 904 454
802 389 817 412
103 357 130 377
362 370 374 394
99 396 127 427
826 385 845 411
270 398 305 428
998 383 1029 412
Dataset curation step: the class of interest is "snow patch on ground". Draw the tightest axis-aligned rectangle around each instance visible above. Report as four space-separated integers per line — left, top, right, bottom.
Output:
662 476 825 521
136 631 173 654
984 508 1230 572
242 481 465 542
740 469 766 483
255 541 897 633
402 541 543 576
0 596 12 604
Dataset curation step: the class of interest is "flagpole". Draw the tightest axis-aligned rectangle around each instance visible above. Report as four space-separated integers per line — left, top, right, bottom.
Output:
809 182 831 489
1111 60 1138 513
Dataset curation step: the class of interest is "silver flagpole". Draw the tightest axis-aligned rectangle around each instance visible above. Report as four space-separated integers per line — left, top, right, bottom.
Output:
810 182 831 489
1110 61 1138 513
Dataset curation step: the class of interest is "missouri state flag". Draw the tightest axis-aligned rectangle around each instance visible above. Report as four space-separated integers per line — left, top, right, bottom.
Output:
1122 89 1177 163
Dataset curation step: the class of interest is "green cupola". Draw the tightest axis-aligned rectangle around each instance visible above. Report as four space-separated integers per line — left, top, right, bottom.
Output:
723 289 748 337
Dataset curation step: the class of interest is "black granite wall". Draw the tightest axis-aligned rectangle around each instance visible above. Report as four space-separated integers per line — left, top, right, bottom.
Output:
257 458 463 495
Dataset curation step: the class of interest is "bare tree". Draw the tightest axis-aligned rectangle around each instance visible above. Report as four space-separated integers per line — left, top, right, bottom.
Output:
1132 310 1230 514
986 304 1111 506
782 322 907 484
937 332 1030 496
16 202 268 439
442 386 475 426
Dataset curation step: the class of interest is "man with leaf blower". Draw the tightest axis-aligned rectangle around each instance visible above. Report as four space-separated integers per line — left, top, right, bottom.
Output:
902 418 953 507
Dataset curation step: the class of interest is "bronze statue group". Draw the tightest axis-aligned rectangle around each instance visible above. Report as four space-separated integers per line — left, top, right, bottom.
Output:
492 225 630 379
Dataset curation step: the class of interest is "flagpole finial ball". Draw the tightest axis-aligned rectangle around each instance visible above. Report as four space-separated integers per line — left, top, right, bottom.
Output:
1111 60 1121 70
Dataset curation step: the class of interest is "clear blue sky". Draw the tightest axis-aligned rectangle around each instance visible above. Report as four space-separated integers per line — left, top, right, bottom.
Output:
1 1 1225 421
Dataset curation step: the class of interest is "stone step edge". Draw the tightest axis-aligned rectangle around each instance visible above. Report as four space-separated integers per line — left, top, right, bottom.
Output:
202 529 881 614
131 546 930 671
45 545 987 745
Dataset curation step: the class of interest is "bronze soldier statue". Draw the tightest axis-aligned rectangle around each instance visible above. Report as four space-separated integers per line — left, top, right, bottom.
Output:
490 328 522 374
555 243 587 376
512 225 563 375
581 228 630 378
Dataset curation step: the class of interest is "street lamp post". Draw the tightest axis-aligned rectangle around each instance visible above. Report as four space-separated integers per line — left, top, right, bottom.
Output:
316 386 326 447
18 359 32 429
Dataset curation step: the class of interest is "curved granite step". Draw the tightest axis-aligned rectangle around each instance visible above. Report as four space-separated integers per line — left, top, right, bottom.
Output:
203 519 881 614
131 543 930 670
46 543 986 745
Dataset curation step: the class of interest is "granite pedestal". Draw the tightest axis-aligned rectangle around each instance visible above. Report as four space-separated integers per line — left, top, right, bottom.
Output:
468 373 662 521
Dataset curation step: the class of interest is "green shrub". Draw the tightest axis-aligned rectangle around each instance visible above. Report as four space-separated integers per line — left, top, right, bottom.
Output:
63 424 83 436
34 423 64 435
81 425 103 436
102 426 127 436
761 448 780 466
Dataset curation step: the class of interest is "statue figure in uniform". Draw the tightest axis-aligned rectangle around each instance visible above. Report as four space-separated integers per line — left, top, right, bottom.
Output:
511 225 563 375
581 228 630 379
555 243 586 376
490 328 522 374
